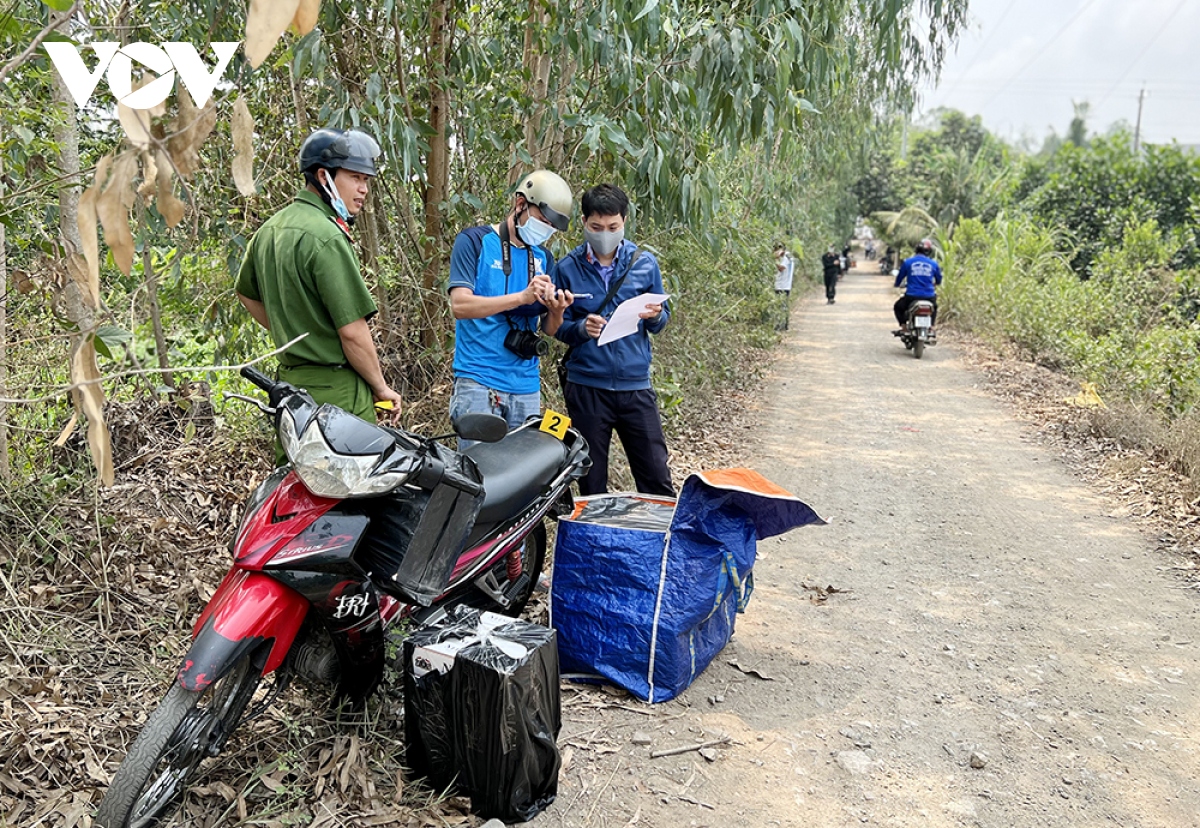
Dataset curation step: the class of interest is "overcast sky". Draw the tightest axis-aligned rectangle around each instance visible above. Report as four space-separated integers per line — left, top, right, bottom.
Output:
917 0 1200 147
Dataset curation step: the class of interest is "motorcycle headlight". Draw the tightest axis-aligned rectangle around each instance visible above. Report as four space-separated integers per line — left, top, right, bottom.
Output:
279 409 409 498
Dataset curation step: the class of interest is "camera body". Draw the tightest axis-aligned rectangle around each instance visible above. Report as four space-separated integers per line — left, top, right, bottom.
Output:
504 328 549 360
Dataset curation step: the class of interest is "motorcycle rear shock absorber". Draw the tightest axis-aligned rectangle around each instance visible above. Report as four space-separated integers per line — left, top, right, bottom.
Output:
507 544 524 581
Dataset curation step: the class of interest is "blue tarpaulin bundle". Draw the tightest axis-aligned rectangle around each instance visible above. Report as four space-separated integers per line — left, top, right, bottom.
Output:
550 469 825 703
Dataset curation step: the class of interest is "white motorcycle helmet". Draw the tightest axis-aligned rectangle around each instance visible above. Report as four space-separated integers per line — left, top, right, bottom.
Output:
515 170 573 231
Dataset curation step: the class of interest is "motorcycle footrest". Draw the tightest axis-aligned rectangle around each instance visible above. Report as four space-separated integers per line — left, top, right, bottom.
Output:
473 568 529 611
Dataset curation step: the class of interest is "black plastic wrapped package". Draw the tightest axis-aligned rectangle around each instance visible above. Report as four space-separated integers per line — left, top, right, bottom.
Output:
403 606 561 821
358 444 484 607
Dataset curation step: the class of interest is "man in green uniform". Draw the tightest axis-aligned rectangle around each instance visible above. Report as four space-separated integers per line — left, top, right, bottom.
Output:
236 128 402 432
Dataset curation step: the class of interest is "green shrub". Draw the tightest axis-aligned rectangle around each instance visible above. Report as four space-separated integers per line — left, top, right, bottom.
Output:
944 212 1200 418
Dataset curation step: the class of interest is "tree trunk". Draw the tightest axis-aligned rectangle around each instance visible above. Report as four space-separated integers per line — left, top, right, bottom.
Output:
53 58 82 254
54 37 113 487
420 0 453 347
0 144 9 481
288 62 308 133
359 187 389 333
515 1 552 175
549 34 579 172
141 247 174 391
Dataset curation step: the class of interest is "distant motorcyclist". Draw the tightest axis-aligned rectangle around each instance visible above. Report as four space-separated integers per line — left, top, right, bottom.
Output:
893 239 942 332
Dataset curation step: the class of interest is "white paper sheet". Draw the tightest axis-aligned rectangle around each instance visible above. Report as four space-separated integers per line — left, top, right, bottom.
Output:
597 293 671 346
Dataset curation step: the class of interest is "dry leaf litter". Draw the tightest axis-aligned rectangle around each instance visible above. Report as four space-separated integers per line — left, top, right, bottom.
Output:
0 343 765 827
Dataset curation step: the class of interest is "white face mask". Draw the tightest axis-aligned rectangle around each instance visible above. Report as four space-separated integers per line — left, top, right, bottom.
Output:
517 213 556 247
585 227 624 257
319 171 350 220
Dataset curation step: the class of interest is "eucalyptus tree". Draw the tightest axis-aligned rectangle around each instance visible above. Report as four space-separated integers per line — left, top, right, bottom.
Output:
297 0 968 328
2 0 970 483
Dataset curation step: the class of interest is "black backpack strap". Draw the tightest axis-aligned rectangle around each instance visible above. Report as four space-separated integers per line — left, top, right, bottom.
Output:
596 249 643 312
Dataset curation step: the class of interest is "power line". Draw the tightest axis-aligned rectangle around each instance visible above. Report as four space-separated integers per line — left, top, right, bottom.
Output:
1093 0 1189 111
940 82 1200 100
976 0 1103 110
935 0 1020 99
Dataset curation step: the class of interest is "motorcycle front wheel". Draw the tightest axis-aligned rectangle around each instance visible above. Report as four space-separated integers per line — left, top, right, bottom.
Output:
95 652 265 828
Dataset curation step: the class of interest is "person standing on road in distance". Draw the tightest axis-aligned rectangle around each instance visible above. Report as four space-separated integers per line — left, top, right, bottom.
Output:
894 238 943 332
547 183 674 497
773 242 794 330
447 170 575 439
236 128 403 444
821 245 841 304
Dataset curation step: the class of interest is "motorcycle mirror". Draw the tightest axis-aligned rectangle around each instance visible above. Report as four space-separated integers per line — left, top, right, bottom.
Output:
454 412 508 443
222 392 275 415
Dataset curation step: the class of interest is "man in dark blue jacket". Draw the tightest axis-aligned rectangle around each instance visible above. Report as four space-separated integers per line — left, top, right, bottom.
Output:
894 238 943 332
547 184 674 496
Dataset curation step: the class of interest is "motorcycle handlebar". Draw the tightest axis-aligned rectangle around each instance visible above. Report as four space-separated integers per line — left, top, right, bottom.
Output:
240 366 276 392
441 468 484 498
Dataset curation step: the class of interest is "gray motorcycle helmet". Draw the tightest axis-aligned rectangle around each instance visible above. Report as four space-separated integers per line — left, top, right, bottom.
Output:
299 128 381 177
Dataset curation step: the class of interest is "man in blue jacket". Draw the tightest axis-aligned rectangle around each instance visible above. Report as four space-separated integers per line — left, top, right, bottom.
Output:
548 184 674 496
894 238 943 332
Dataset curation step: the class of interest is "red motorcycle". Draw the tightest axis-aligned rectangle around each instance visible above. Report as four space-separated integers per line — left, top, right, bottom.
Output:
95 367 589 828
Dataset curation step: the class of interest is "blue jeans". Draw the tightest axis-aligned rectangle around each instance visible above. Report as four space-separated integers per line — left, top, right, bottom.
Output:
450 377 541 448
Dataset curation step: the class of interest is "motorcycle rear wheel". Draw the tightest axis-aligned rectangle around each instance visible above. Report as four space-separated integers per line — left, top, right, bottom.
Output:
489 520 546 617
95 652 264 828
913 339 925 359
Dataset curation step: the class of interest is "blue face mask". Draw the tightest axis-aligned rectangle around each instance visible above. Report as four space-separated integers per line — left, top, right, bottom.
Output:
320 171 350 221
517 212 556 247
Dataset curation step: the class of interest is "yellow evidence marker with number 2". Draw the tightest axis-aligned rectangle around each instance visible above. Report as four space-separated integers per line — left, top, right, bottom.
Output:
539 409 571 440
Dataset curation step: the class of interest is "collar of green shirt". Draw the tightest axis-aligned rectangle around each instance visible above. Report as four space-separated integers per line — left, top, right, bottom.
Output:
295 188 335 215
295 188 352 238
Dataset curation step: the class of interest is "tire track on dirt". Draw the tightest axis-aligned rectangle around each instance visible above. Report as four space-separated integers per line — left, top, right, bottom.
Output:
552 268 1200 828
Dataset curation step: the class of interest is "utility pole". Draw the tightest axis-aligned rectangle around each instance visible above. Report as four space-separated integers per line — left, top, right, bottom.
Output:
1133 87 1147 154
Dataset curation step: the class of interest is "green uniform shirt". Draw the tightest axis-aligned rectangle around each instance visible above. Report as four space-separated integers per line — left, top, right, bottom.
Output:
236 189 377 368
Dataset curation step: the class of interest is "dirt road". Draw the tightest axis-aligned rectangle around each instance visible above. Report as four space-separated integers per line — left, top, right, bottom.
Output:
548 268 1200 827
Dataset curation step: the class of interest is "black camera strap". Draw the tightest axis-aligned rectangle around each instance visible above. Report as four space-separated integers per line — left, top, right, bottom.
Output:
499 218 537 282
499 219 538 333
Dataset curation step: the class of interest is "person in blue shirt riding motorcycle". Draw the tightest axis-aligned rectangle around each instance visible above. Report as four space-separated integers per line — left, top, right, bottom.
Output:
893 238 943 334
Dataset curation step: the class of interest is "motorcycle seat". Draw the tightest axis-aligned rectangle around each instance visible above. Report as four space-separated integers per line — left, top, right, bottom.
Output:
464 427 569 527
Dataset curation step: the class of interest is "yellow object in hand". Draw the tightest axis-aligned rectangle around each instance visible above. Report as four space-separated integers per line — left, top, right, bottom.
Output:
374 400 395 411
